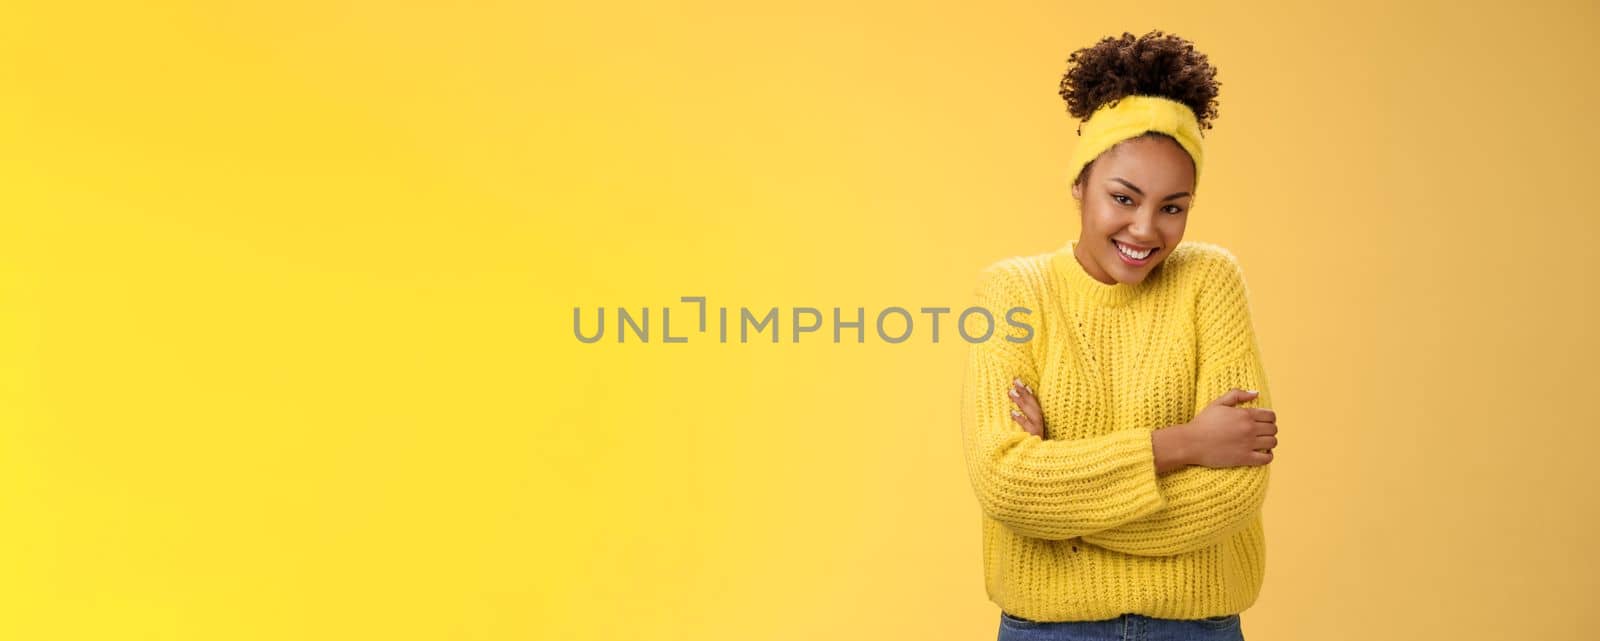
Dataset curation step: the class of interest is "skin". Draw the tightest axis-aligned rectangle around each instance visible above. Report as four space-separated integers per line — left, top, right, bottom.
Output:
1070 134 1195 286
1010 380 1277 475
1003 133 1279 474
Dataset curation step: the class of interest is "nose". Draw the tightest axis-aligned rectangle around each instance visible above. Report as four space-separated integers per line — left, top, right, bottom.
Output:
1126 208 1157 242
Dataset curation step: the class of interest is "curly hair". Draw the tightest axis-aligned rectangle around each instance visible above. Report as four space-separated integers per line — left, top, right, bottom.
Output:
1058 30 1220 185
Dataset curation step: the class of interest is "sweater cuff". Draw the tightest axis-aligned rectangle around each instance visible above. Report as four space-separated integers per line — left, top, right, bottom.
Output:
1104 428 1167 522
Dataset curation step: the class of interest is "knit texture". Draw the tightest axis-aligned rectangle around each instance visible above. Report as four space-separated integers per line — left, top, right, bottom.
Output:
959 238 1273 622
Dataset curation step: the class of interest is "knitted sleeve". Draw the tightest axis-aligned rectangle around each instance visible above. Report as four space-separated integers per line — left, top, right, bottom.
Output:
960 261 1169 541
1080 249 1273 556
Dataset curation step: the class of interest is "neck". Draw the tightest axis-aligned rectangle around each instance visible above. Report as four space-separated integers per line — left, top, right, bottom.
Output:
1072 238 1118 285
1052 238 1154 307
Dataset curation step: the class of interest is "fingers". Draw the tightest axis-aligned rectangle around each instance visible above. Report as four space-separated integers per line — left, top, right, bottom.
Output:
1251 409 1278 460
1250 407 1278 439
1010 408 1042 437
1209 388 1260 408
1008 378 1045 437
1011 379 1044 427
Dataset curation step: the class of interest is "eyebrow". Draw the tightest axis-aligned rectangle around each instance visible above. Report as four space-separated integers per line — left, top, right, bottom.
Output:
1110 177 1191 201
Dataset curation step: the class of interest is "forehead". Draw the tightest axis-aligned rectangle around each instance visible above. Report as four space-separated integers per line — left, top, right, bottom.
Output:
1095 136 1196 188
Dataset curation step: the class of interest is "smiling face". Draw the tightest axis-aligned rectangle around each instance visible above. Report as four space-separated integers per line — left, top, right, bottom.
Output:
1070 134 1197 285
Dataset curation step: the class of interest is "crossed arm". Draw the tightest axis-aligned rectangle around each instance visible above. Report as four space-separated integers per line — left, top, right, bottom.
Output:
960 252 1276 555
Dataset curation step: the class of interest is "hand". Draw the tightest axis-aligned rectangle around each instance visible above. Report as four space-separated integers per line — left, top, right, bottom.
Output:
1008 378 1046 438
1184 388 1277 468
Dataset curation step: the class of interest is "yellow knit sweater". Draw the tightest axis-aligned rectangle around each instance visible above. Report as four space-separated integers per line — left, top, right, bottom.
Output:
959 238 1273 622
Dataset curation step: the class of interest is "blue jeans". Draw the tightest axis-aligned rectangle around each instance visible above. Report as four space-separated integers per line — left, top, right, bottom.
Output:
997 610 1244 641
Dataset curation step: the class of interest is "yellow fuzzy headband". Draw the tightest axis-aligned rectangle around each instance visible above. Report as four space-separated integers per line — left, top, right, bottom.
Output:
1066 94 1205 186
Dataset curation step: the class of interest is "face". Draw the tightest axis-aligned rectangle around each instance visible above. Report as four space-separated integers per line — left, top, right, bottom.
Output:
1070 134 1196 285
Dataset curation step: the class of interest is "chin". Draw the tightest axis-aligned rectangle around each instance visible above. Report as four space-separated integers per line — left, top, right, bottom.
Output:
1113 259 1158 282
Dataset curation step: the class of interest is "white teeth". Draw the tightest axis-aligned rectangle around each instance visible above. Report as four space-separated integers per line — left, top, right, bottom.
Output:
1115 241 1154 260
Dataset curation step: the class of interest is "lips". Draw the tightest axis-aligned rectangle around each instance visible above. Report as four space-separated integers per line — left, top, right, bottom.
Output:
1112 239 1159 262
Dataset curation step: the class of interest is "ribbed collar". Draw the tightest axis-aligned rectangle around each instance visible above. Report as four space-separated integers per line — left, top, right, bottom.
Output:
1051 238 1154 308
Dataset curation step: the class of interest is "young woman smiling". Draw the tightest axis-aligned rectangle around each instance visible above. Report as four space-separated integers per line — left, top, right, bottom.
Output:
958 30 1280 641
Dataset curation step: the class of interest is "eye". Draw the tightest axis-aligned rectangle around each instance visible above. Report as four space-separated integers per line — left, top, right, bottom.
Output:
1163 205 1186 215
1111 193 1134 206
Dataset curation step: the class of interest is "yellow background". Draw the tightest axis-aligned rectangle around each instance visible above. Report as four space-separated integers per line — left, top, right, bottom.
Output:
4 1 1598 639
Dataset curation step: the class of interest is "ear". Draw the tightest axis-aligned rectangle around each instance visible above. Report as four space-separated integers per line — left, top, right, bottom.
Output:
1071 180 1082 201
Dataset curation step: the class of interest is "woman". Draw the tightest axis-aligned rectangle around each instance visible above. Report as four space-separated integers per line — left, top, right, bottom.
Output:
959 30 1280 641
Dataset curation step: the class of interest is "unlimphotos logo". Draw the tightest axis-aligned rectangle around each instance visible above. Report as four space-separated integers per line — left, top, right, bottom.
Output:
574 296 1034 344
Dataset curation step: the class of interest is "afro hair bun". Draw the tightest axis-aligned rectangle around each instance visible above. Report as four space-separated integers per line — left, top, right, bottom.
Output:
1058 29 1220 132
